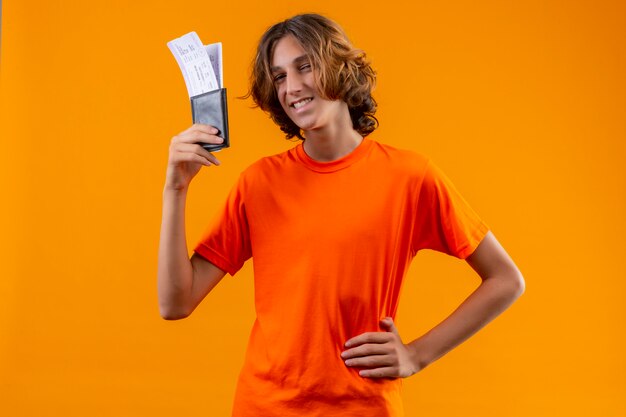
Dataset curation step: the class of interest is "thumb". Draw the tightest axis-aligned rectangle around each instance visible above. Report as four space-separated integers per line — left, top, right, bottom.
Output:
380 317 400 336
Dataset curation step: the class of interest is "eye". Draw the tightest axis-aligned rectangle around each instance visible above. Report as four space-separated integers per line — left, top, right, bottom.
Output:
273 73 285 83
299 63 311 71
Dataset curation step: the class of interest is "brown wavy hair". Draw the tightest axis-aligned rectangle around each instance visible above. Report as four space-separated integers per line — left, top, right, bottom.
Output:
243 13 378 140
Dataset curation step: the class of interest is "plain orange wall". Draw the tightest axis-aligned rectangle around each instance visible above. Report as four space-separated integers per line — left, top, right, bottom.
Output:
1 0 624 416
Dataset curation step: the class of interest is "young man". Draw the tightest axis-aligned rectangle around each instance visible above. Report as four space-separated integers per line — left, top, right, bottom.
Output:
158 13 524 417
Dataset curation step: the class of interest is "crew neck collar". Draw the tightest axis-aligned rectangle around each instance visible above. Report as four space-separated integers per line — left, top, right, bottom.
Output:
295 138 373 173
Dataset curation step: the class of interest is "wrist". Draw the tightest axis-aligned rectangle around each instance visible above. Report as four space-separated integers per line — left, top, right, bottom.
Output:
163 184 189 196
407 337 436 372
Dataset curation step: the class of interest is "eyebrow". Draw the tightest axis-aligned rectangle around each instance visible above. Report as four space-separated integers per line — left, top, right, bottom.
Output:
270 54 309 73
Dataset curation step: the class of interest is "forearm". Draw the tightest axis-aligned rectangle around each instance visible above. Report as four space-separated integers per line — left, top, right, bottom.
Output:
407 272 524 370
157 186 194 319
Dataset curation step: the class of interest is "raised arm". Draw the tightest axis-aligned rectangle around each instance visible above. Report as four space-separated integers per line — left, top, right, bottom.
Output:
157 124 227 320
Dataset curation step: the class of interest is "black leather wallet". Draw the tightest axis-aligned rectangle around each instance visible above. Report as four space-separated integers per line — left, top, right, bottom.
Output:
190 88 230 152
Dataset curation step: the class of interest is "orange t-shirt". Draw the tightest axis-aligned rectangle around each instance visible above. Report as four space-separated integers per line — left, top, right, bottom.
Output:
194 138 489 417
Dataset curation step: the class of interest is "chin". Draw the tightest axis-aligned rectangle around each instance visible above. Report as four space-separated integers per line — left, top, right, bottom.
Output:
292 120 318 133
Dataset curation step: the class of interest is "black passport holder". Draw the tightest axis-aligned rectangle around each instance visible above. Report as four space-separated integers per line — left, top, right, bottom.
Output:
190 87 230 152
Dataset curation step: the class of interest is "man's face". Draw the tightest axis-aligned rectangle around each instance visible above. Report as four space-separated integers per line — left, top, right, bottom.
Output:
270 34 345 133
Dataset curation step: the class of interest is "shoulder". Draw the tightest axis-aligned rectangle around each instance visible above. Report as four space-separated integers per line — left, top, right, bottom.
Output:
367 139 431 177
245 146 295 172
237 145 298 187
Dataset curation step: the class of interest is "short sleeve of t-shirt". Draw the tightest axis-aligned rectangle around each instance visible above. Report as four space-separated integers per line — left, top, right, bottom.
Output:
193 176 252 276
413 159 489 259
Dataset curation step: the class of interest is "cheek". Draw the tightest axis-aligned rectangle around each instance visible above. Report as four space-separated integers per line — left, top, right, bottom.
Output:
275 86 288 108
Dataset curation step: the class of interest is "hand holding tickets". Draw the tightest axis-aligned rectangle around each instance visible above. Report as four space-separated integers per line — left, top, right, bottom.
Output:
165 124 224 191
167 32 229 152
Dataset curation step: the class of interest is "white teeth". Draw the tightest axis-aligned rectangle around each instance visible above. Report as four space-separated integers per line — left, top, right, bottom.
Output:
292 98 312 109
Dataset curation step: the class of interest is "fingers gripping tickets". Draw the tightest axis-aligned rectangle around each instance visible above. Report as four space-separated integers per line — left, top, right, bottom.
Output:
171 124 223 165
341 317 419 379
165 124 224 190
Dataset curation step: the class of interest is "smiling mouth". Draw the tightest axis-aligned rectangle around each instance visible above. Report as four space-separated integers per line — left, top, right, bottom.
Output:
291 97 313 109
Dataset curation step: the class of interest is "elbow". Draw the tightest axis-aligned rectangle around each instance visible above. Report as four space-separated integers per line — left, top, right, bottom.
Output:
160 311 189 321
510 268 526 300
485 266 525 302
159 303 192 321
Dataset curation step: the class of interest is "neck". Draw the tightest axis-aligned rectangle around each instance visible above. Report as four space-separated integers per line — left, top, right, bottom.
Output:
302 110 363 162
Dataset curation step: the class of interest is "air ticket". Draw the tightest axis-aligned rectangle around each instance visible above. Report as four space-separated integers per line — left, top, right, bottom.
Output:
167 32 222 97
205 42 223 89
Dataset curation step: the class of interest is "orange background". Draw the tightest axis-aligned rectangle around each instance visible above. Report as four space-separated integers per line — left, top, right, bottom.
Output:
1 0 624 416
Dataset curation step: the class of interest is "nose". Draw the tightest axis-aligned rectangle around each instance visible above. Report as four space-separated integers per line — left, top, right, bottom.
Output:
285 71 303 95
